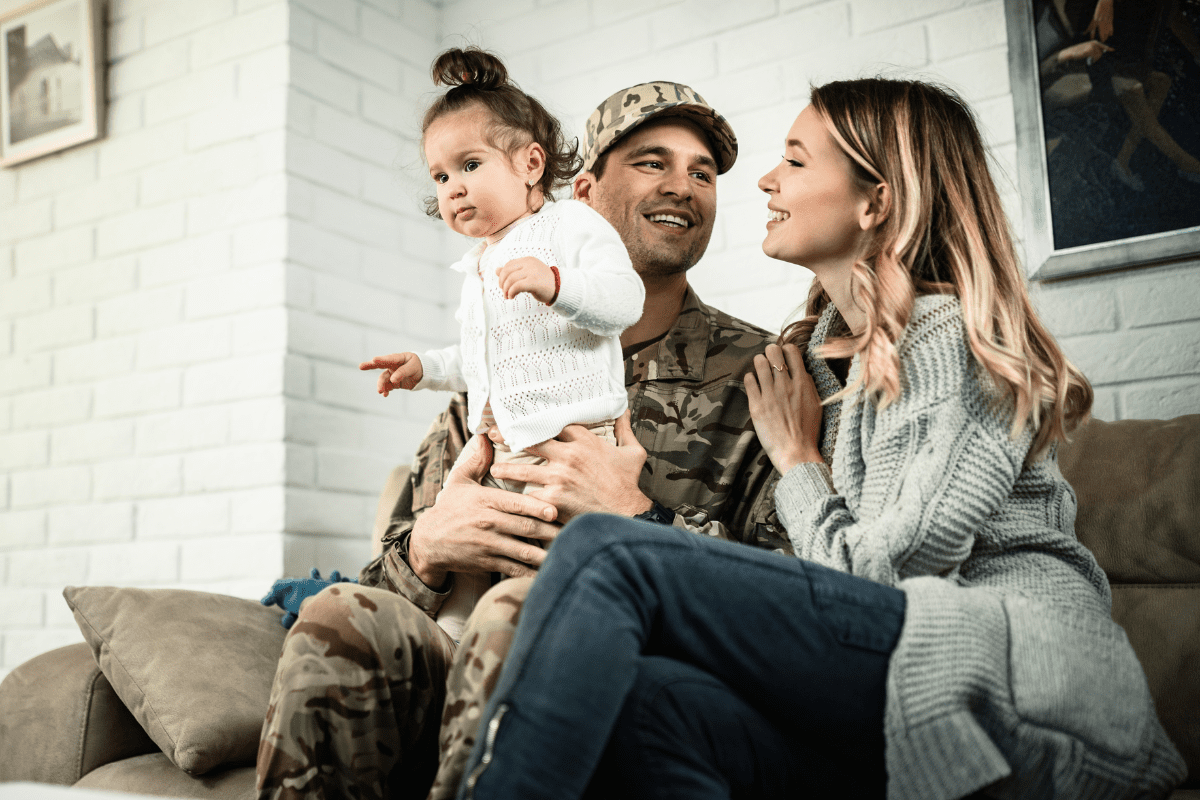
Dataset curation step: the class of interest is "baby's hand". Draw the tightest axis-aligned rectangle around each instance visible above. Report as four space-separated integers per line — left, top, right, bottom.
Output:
358 352 423 396
498 257 556 304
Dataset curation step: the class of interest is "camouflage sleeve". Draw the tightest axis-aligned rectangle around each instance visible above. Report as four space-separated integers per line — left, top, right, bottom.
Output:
667 451 793 555
358 393 472 618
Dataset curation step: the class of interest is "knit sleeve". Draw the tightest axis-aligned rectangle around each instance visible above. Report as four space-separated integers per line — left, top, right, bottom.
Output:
548 200 645 336
774 299 1030 587
416 344 468 392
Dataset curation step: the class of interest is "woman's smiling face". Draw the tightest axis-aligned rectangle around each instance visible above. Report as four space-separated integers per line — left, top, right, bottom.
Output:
758 105 873 274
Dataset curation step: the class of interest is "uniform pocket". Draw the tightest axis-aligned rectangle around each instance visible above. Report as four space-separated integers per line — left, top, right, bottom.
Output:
1006 597 1151 758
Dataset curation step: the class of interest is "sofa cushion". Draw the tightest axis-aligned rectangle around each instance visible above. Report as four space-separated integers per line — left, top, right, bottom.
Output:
73 752 256 798
63 586 287 776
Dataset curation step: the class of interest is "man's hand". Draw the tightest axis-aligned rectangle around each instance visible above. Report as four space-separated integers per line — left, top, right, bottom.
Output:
497 257 556 303
407 434 560 588
491 410 652 524
359 352 423 396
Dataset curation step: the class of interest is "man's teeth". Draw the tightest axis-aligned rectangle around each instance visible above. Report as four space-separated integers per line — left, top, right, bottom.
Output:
768 210 789 222
648 214 689 228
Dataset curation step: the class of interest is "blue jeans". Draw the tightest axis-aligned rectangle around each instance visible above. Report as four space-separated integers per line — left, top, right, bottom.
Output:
457 514 906 800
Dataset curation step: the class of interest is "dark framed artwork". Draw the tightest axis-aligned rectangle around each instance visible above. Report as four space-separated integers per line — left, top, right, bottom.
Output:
1 0 104 168
1006 0 1200 280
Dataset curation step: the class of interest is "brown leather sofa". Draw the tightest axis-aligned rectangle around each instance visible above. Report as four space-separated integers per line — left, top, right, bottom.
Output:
1 415 1197 798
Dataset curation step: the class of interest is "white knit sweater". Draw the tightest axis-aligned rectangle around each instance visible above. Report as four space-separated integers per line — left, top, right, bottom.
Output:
417 200 644 452
774 295 1185 800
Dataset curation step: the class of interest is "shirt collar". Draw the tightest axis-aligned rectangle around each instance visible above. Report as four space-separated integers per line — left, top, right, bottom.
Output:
625 287 710 384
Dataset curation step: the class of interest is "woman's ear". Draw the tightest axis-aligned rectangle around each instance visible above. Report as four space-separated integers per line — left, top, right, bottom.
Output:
520 141 547 187
858 182 891 231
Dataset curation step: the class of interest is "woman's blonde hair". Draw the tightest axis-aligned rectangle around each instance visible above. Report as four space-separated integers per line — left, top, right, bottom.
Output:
781 78 1091 459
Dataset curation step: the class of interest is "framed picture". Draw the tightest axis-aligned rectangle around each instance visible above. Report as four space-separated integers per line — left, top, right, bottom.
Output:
1 0 104 168
1005 0 1200 280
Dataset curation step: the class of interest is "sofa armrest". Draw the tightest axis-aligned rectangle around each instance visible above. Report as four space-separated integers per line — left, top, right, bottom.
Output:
0 642 158 785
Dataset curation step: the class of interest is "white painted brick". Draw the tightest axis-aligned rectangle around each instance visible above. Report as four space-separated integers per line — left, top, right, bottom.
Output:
0 510 47 549
233 217 289 267
932 46 1010 103
13 228 94 275
14 147 98 200
0 431 48 470
181 532 281 581
11 386 91 430
1032 284 1118 337
851 0 966 34
718 4 850 75
106 95 146 136
228 397 286 442
286 87 317 137
135 405 229 455
314 360 394 413
183 353 284 405
288 444 317 487
138 494 230 538
50 420 136 464
139 233 233 288
313 272 401 328
109 39 190 94
96 286 184 336
0 322 9 357
289 135 362 196
292 0 357 31
289 310 368 361
400 294 445 339
232 308 288 355
291 50 359 112
312 107 404 168
239 0 281 11
401 0 438 38
287 219 362 273
187 90 287 151
144 65 238 127
136 318 232 370
184 443 286 491
109 16 144 59
54 337 138 385
10 466 91 508
0 590 43 626
286 353 313 397
286 263 315 310
0 199 52 242
362 248 443 302
287 174 316 221
187 174 287 235
231 486 285 532
55 175 140 228
93 454 183 500
238 45 291 94
316 22 402 90
289 5 317 51
97 203 187 257
44 590 79 627
778 23 929 98
647 0 776 50
3 629 85 669
974 95 1017 150
317 448 395 493
143 0 237 46
475 1 590 55
285 487 373 534
926 0 1005 61
538 18 652 81
1089 387 1118 421
1122 379 1200 421
310 187 404 249
0 355 52 395
362 161 421 216
93 370 182 418
53 257 137 305
1062 325 1200 385
285 533 373 580
191 3 289 68
14 306 93 353
360 6 438 69
97 121 186 178
0 274 52 316
48 502 136 544
286 401 362 447
89 541 180 584
442 0 534 33
185 263 285 319
1121 269 1200 328
0 170 14 209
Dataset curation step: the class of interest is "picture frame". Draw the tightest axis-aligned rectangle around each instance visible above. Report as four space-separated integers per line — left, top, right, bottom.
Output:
1 0 104 168
1005 0 1200 280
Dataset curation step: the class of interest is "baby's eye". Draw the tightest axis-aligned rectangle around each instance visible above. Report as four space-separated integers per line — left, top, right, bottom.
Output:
465 160 481 172
434 173 448 184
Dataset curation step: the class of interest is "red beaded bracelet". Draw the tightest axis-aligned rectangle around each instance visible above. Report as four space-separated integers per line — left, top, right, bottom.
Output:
549 265 560 305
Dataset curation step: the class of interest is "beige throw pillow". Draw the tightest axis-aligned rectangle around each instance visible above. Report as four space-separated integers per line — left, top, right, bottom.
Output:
63 585 287 775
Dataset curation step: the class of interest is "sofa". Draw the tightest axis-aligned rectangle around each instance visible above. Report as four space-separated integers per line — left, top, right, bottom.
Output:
1 415 1197 798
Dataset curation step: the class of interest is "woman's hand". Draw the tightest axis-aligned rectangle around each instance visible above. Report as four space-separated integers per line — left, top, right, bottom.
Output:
1058 40 1113 65
744 343 823 475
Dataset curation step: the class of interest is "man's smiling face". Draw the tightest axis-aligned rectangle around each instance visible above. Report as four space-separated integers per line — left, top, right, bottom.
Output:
577 118 718 279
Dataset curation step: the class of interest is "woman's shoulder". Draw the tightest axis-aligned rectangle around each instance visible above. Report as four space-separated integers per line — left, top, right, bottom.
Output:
892 293 974 405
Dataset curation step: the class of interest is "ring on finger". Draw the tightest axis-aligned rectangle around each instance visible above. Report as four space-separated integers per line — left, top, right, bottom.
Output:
771 363 785 372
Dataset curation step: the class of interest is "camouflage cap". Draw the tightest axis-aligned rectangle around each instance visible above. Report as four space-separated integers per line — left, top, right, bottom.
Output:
582 81 738 175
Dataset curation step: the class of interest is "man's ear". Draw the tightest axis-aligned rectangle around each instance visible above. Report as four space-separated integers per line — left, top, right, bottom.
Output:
858 182 891 231
573 172 598 204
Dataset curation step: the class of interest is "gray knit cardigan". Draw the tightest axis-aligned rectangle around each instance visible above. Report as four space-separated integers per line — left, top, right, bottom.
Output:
774 294 1185 800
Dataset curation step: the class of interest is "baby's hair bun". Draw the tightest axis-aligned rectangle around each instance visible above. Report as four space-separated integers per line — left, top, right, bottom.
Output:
431 47 509 91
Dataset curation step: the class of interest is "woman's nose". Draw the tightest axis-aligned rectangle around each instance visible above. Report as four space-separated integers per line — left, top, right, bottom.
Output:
758 167 777 193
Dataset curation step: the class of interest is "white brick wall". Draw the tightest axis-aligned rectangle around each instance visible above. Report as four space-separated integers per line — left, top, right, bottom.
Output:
2 0 1198 680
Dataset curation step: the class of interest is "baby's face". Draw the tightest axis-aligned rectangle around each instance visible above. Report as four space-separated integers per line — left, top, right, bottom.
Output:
426 105 532 242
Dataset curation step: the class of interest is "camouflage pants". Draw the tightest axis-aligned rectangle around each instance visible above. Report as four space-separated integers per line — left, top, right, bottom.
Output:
256 583 456 800
427 577 532 800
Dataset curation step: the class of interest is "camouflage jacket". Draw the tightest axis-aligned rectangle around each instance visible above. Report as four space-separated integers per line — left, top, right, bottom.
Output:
360 288 792 616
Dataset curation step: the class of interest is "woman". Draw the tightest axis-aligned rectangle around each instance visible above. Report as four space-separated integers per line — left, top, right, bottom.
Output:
452 79 1186 800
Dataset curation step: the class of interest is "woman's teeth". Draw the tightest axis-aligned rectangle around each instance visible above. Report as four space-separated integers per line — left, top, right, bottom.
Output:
648 214 689 228
768 210 789 222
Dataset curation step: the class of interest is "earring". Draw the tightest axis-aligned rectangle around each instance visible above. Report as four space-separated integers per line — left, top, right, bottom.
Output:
528 177 537 187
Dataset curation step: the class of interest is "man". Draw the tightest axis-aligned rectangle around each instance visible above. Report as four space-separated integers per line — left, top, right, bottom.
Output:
256 82 788 800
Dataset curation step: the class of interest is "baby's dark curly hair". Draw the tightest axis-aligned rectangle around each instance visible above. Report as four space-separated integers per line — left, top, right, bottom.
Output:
421 47 582 218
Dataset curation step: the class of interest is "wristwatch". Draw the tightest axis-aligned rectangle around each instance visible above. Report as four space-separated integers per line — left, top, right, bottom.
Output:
633 500 675 526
